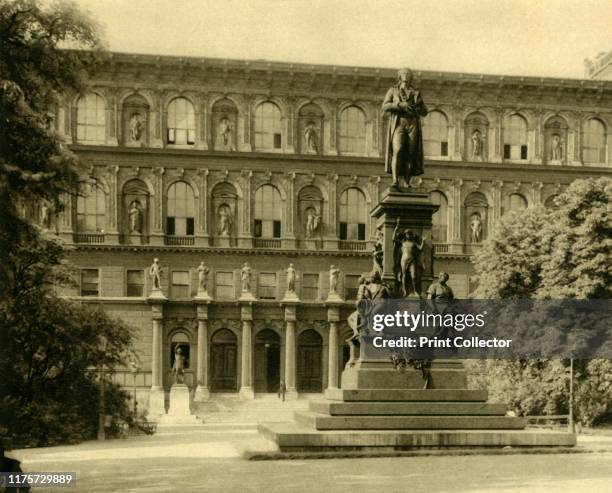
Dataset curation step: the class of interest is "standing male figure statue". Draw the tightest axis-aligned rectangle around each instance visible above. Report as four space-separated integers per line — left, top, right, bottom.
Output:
382 67 428 187
149 258 162 290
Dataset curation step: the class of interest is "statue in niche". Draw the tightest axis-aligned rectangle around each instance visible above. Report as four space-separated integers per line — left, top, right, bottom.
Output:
393 218 425 297
128 200 143 234
197 261 210 293
470 213 482 243
382 67 428 187
241 262 252 293
304 122 319 154
149 258 162 290
217 204 232 236
329 265 340 294
471 129 483 161
129 113 144 142
39 199 51 228
218 117 234 150
305 207 320 238
551 134 563 162
286 263 297 292
172 347 185 384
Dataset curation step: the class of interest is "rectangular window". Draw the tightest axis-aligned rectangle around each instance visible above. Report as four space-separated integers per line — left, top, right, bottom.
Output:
503 144 511 159
80 269 99 296
273 220 281 238
126 270 144 297
301 273 319 301
259 272 277 300
357 223 366 241
339 222 348 240
345 274 361 301
171 271 190 299
187 129 196 145
215 271 234 300
254 219 262 238
167 128 176 144
166 217 176 235
273 133 282 149
186 217 195 236
520 145 528 160
441 141 448 156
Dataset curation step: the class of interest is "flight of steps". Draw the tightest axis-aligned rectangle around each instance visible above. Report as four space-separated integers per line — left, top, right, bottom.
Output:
193 393 311 425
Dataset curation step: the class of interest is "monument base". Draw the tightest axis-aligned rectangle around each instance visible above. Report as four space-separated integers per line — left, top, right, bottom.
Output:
147 289 167 301
158 384 200 424
193 291 212 302
239 292 257 302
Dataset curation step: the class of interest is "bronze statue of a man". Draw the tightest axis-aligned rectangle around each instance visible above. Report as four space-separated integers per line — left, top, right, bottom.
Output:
382 68 428 187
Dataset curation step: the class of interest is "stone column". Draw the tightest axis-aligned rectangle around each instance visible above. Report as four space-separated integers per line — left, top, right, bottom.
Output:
284 304 298 400
194 303 210 401
326 305 340 395
148 301 166 417
239 303 254 399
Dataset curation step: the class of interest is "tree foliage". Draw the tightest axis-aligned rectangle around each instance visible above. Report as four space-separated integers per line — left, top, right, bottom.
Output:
0 1 134 446
470 177 612 425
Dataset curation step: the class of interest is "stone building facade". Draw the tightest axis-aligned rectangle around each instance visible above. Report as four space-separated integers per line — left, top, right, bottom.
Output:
40 52 612 413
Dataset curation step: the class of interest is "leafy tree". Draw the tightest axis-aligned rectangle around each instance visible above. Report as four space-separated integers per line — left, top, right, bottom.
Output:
0 1 134 446
470 177 612 425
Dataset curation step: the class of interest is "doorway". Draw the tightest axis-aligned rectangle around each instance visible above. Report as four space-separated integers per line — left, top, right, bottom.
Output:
297 329 323 392
254 329 281 393
210 329 238 392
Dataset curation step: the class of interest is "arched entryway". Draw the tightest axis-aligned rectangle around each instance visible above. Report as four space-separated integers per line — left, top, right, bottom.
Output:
210 329 238 392
297 329 323 392
254 329 281 393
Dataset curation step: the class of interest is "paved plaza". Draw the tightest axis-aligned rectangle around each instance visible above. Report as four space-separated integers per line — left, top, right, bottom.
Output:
9 424 612 493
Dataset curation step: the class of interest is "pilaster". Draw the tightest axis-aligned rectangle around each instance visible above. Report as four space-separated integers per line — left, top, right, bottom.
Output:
239 303 255 399
283 303 298 400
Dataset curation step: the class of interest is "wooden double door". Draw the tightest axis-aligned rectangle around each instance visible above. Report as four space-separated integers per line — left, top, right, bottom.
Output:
297 329 323 393
210 329 237 392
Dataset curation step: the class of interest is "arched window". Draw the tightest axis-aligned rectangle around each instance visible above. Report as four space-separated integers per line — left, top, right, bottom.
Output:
422 111 449 157
583 118 606 164
430 191 448 243
166 181 195 235
254 184 281 238
254 102 282 150
167 98 195 145
76 183 106 232
503 114 528 160
339 188 366 241
76 93 106 143
338 106 366 154
505 193 528 215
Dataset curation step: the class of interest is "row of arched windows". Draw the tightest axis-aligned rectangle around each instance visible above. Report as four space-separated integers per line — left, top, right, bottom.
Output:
72 92 609 164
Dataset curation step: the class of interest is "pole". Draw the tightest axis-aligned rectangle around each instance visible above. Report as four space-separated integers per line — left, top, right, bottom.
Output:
568 358 575 434
97 365 105 440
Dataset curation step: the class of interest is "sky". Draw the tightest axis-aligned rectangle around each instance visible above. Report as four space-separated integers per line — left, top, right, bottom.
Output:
75 0 611 79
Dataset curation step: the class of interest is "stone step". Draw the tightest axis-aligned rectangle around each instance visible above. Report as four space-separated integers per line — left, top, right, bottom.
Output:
310 400 507 416
258 422 577 452
294 411 525 430
325 388 488 402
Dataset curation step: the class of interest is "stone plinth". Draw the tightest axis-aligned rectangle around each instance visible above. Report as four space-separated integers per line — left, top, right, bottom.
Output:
193 291 212 302
216 236 231 248
281 291 299 302
239 291 256 301
325 292 343 303
158 384 200 424
147 289 167 301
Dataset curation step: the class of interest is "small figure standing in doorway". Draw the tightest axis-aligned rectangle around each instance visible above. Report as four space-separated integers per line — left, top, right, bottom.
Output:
278 380 286 402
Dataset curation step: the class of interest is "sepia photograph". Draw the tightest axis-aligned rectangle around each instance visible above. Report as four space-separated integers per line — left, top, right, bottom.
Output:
0 0 611 492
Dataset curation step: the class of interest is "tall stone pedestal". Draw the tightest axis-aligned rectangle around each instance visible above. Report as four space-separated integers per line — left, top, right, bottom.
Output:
158 384 200 424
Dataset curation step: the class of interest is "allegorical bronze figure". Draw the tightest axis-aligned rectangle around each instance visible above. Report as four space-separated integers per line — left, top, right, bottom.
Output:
382 67 428 187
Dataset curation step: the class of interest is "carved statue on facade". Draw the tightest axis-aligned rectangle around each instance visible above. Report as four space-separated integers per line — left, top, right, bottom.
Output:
470 213 482 243
217 204 232 236
197 261 210 293
471 129 483 161
218 117 234 150
304 122 319 154
286 263 296 292
329 265 340 294
39 200 51 229
551 134 563 161
128 200 143 234
393 218 425 297
241 262 252 293
382 67 428 187
172 347 185 384
129 113 144 142
149 258 162 290
305 208 320 238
